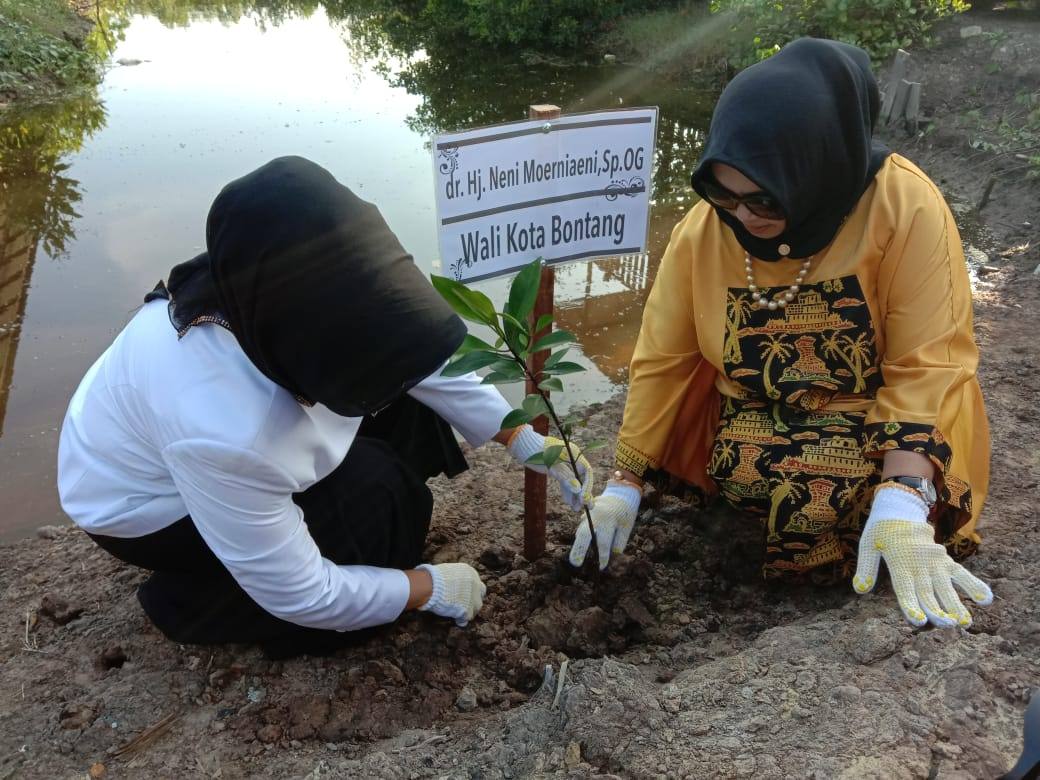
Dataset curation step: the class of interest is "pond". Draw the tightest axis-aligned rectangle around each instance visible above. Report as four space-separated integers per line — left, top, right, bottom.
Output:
0 2 718 540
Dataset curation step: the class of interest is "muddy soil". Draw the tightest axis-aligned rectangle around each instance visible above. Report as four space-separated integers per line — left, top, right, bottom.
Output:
1 15 1039 780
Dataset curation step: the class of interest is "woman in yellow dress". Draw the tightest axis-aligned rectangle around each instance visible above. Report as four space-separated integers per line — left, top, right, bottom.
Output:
569 37 993 629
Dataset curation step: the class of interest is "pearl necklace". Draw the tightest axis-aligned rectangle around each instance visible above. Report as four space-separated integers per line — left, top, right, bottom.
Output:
745 250 813 310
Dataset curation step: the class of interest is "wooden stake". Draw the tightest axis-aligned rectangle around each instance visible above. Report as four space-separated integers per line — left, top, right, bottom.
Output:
880 49 910 124
904 81 922 134
889 79 913 128
523 103 561 561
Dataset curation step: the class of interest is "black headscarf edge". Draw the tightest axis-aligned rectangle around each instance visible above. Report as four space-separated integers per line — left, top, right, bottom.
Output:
690 38 892 261
146 157 466 417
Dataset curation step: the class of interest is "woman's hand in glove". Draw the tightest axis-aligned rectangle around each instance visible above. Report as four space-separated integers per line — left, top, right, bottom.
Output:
853 486 992 628
506 424 593 511
568 481 642 570
415 563 487 627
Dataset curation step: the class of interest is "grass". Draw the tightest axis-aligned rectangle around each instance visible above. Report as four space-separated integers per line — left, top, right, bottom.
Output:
0 0 100 100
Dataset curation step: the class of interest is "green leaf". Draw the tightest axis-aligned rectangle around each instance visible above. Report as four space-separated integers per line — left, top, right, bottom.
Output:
545 347 569 369
543 360 585 376
530 329 576 354
431 274 499 326
521 393 549 419
534 313 554 334
505 258 543 323
501 408 533 429
442 350 502 376
583 439 608 451
455 333 499 356
481 371 524 385
488 360 525 380
542 444 564 467
498 311 529 331
500 310 531 355
538 377 564 393
524 451 547 466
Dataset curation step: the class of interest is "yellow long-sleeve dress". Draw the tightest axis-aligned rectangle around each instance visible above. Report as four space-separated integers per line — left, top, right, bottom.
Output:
616 154 990 582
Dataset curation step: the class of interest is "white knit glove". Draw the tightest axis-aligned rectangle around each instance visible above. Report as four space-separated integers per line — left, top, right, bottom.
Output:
507 424 593 511
853 485 993 628
416 563 487 627
568 482 642 570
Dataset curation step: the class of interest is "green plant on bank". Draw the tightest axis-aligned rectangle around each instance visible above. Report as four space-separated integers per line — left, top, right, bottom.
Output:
964 89 1040 178
709 0 970 65
431 258 601 551
0 0 104 98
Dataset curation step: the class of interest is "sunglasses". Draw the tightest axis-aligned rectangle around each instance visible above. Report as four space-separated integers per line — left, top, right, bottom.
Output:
701 178 785 221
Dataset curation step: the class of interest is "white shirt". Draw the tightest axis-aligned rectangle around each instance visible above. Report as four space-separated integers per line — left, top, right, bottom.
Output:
57 300 512 632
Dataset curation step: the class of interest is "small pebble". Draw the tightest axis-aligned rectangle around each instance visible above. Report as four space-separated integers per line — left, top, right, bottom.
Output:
564 741 582 768
456 687 478 712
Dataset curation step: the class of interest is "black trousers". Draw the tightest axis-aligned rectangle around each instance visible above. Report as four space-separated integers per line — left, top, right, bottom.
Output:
88 396 467 658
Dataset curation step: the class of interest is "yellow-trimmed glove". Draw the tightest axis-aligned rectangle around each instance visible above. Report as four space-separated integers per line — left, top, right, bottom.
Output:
568 482 642 570
416 563 487 627
507 424 593 511
853 486 993 628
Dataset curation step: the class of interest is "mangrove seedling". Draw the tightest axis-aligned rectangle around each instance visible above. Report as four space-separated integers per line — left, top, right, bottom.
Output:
431 258 600 557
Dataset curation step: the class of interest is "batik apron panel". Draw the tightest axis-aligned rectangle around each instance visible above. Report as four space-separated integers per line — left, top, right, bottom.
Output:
709 275 883 580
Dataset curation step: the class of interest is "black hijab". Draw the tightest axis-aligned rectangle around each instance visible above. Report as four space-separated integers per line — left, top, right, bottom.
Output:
146 156 466 417
690 37 891 261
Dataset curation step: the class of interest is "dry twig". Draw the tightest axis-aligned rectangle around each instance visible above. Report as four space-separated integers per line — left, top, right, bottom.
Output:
111 713 180 759
20 609 49 654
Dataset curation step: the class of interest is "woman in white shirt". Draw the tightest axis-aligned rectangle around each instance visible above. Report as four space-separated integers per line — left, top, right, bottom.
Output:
57 156 590 658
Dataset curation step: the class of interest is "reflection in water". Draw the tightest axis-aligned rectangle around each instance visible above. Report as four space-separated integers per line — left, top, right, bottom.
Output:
0 96 107 436
555 254 655 384
102 0 321 27
0 205 34 439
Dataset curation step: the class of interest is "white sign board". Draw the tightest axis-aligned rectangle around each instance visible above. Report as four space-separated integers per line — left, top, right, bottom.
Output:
432 108 658 282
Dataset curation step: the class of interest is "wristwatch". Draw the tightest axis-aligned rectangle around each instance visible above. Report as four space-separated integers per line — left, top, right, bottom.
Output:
882 476 937 506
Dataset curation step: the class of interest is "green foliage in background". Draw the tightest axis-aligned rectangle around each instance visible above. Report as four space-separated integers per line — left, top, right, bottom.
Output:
711 0 970 65
0 0 105 98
